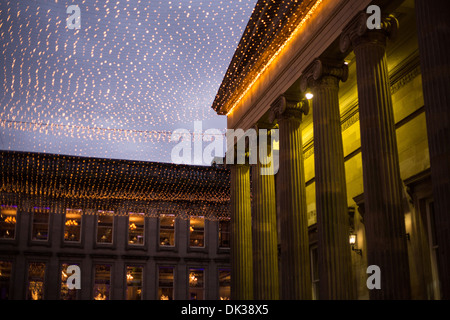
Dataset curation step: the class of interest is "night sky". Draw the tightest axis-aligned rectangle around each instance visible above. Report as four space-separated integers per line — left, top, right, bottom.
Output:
0 0 257 164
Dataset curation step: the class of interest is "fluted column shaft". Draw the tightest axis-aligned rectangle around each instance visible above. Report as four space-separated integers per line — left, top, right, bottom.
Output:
230 164 253 300
415 0 450 300
301 60 354 299
270 96 311 300
251 133 279 300
341 13 411 299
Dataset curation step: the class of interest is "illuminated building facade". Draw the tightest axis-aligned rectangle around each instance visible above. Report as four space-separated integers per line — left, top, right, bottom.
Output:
213 0 449 300
0 151 231 300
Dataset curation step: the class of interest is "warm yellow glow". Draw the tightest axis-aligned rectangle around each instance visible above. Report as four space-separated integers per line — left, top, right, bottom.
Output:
189 273 198 285
65 219 78 226
226 0 324 116
349 234 356 245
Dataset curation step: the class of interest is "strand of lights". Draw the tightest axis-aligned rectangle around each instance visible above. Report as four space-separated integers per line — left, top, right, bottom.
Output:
0 119 226 143
226 0 324 116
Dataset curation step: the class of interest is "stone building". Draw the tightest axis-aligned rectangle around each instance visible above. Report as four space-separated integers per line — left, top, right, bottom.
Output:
0 151 231 300
212 0 449 300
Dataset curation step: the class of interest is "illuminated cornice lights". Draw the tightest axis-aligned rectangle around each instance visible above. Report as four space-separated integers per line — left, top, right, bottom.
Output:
226 0 324 116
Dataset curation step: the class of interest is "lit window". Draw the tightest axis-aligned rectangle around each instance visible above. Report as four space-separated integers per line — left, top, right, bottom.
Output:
97 211 114 244
219 219 230 248
219 269 231 300
0 261 12 300
189 216 205 247
27 262 46 300
64 209 82 242
126 266 143 300
32 207 50 241
159 214 175 246
60 263 79 300
0 206 17 240
93 264 111 300
158 267 174 300
128 213 145 245
188 268 204 300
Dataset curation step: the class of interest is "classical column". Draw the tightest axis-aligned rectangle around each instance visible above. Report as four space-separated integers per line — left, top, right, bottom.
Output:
300 59 354 300
341 12 411 299
230 164 253 300
269 95 311 300
251 126 279 300
415 0 450 300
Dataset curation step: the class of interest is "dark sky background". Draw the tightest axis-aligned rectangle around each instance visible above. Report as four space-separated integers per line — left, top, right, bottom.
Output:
0 0 257 164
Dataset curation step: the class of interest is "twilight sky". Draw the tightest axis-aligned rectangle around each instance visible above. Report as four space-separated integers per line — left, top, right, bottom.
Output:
0 0 257 164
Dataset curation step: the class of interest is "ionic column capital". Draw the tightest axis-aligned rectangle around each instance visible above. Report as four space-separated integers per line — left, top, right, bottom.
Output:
269 95 309 123
340 12 399 53
299 59 348 92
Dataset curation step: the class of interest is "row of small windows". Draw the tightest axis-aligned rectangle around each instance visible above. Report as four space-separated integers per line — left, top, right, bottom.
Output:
0 206 231 248
0 261 231 300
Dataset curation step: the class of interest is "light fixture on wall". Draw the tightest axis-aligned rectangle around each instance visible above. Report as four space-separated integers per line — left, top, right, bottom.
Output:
349 233 362 255
305 92 314 100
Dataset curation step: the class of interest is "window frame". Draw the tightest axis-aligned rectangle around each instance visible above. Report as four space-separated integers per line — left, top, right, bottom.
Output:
127 212 146 248
59 261 81 300
92 263 113 300
95 211 115 247
30 207 51 244
26 260 47 300
188 267 205 300
189 215 206 249
158 214 176 250
63 209 83 245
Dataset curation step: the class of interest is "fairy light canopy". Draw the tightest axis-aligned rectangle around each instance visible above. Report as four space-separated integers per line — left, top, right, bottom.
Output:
0 150 231 220
0 0 257 163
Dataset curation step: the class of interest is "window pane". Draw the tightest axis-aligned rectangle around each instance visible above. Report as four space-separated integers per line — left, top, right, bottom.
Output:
219 269 231 300
65 209 82 242
158 267 174 300
97 211 114 244
27 262 46 300
190 216 205 247
93 264 111 300
219 220 230 248
160 215 175 246
310 246 319 300
0 206 17 240
32 207 50 241
60 263 79 300
129 213 145 245
126 266 143 300
188 268 204 300
0 261 12 300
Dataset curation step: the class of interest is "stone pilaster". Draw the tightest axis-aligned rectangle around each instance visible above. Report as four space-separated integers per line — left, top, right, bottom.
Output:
341 12 411 299
415 0 450 300
230 164 253 300
269 95 311 300
251 125 279 300
300 59 354 300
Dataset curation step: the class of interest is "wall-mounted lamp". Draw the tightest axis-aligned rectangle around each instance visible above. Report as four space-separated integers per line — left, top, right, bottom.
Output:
349 234 362 255
305 92 314 100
